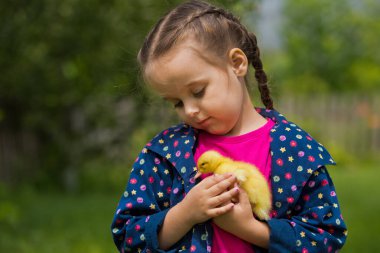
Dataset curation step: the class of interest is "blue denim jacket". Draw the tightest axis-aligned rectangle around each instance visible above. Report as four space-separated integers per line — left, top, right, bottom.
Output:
111 109 347 252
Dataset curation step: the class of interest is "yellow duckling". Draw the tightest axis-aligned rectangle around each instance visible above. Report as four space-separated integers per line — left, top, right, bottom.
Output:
195 150 271 220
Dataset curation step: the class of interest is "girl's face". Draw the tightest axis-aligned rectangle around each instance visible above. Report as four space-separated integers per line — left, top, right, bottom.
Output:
145 40 259 136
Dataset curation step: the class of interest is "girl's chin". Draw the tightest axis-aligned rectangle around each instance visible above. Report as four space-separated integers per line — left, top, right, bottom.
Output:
186 121 232 136
201 126 232 136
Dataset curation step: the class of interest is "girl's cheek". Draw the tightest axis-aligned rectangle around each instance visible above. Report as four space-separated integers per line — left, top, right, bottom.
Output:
177 112 187 121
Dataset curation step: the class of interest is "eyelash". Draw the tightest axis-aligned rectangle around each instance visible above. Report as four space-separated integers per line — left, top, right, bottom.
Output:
193 87 205 98
173 87 206 108
174 101 183 108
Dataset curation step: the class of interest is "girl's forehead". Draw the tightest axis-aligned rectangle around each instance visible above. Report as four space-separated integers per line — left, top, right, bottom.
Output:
145 41 227 87
146 51 197 82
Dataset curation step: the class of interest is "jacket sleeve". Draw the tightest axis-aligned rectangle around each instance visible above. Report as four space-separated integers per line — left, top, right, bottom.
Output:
267 166 347 253
111 147 177 253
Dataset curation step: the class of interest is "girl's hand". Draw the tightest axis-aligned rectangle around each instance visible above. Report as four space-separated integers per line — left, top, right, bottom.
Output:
179 173 239 226
213 187 254 234
158 173 239 250
213 188 270 249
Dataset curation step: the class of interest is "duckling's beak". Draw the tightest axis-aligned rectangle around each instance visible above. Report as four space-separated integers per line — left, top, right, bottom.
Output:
194 171 202 179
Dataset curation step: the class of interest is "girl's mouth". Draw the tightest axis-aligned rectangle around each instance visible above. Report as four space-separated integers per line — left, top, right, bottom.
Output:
197 117 210 126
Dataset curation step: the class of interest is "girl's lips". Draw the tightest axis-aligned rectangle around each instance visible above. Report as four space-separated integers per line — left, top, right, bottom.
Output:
197 117 210 125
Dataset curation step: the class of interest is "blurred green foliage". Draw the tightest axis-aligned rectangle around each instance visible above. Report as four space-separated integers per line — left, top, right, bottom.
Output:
0 0 256 191
265 0 380 94
1 0 138 190
1 0 379 252
0 0 379 192
0 166 378 252
0 188 119 252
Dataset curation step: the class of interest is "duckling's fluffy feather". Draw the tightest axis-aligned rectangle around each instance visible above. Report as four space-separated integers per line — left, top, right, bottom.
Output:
197 150 271 220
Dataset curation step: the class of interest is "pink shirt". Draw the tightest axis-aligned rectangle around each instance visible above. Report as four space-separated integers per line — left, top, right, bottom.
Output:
194 119 274 253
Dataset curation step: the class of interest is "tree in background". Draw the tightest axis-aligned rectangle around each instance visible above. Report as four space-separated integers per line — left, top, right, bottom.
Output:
0 0 254 192
268 0 380 94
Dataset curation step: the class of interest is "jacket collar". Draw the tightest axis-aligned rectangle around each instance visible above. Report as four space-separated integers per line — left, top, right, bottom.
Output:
258 108 336 167
146 109 335 185
147 123 198 184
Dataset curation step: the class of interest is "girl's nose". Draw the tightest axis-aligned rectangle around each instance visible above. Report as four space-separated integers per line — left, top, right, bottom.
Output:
184 102 199 118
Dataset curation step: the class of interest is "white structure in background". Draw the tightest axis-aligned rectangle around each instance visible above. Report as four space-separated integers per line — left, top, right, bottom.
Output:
256 0 284 51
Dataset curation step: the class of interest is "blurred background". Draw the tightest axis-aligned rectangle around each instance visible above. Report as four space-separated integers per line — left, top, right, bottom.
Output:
0 0 379 252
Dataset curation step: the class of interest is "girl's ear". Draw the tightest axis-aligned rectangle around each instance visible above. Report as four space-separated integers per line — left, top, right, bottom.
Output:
228 48 248 77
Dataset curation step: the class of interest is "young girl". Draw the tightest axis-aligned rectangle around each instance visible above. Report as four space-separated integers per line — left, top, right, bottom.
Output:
111 1 347 252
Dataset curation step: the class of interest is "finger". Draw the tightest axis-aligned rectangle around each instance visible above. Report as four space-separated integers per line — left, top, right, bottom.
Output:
237 188 250 205
207 175 237 196
209 186 239 207
201 173 233 189
219 199 233 207
207 203 234 218
230 183 240 203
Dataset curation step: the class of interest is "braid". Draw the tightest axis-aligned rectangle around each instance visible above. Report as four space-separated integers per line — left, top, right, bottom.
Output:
185 3 245 33
185 2 274 110
182 3 230 29
248 33 274 110
247 32 273 110
139 0 274 110
198 5 274 110
241 32 274 110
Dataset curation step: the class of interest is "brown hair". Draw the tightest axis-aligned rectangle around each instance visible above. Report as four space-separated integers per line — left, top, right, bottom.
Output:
138 0 273 110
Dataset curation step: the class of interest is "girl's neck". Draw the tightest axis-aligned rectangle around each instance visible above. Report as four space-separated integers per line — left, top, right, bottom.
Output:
225 90 267 137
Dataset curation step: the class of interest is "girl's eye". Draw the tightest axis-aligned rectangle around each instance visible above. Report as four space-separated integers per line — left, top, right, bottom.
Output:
174 100 183 108
193 87 205 98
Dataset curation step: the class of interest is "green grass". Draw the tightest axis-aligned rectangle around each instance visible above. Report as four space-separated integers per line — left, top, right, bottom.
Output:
329 165 380 252
0 191 121 253
0 165 378 252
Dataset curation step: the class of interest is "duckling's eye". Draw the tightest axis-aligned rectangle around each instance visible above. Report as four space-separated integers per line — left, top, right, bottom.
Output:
201 162 207 166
